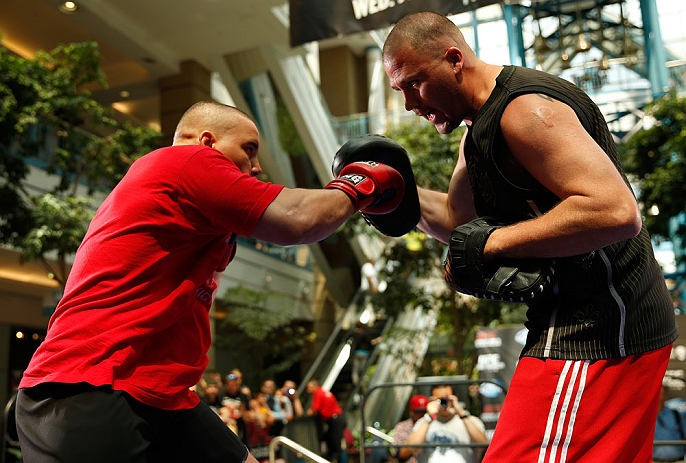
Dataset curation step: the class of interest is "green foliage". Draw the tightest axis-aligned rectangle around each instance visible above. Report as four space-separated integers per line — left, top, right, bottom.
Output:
276 93 306 157
19 194 93 262
214 286 313 383
0 38 161 286
386 119 462 192
620 92 686 241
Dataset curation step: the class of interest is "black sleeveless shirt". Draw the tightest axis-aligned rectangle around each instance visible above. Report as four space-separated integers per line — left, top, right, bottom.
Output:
465 65 677 360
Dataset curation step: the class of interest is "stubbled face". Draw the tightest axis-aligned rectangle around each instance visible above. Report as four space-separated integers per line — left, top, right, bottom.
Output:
385 44 465 134
213 116 261 176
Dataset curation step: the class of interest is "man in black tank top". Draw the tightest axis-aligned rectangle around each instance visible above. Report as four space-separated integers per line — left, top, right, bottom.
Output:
382 11 676 463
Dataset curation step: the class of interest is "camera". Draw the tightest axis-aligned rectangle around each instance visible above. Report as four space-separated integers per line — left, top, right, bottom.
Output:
227 374 237 381
438 398 449 409
287 388 296 397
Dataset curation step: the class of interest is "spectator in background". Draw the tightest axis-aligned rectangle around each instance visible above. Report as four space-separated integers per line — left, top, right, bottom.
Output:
261 379 288 436
250 391 276 430
281 380 304 418
653 383 686 462
307 379 346 463
392 395 429 463
400 385 487 463
200 378 223 412
221 369 252 446
274 388 294 422
218 405 240 437
206 370 224 390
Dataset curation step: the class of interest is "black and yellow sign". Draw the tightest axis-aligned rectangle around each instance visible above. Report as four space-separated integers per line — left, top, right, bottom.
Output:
288 0 504 47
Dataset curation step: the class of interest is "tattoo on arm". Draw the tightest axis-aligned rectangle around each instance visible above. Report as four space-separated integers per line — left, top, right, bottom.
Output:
535 93 554 102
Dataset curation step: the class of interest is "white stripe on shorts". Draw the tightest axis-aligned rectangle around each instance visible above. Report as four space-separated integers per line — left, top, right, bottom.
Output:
538 360 589 463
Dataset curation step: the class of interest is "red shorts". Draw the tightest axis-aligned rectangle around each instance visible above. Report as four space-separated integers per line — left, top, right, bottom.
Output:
482 344 672 463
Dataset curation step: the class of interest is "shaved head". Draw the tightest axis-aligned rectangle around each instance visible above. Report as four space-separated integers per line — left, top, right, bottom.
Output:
383 11 472 63
173 101 252 144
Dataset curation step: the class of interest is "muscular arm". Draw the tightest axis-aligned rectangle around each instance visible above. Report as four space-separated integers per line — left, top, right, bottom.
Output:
251 188 355 245
484 94 641 260
417 132 477 243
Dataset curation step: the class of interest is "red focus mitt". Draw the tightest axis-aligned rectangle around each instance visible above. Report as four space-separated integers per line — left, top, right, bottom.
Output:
325 161 404 214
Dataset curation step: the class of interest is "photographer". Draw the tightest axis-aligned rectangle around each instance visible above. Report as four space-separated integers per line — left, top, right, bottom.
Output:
280 380 304 418
401 385 487 463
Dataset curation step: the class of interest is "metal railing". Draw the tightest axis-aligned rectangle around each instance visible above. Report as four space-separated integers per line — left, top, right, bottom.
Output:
268 435 330 463
1 394 19 463
358 378 506 463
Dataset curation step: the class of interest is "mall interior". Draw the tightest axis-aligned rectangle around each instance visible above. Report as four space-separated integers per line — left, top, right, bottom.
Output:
1 0 686 459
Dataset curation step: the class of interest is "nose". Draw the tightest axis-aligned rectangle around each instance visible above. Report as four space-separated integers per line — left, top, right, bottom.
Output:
402 89 419 112
250 159 262 177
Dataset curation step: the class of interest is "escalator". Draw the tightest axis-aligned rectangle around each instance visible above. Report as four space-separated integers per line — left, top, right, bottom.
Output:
297 291 437 435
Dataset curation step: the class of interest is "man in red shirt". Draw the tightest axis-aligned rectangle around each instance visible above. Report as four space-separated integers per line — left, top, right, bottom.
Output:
14 101 406 463
307 378 346 463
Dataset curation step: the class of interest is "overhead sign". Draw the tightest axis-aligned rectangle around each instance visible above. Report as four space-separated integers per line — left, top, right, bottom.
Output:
289 0 504 47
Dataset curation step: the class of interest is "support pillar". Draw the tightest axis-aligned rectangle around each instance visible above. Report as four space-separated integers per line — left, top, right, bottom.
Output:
503 4 527 67
159 60 212 146
365 46 386 135
471 10 481 59
639 0 669 99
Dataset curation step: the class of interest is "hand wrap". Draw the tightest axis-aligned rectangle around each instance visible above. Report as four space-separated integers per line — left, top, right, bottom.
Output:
444 217 556 302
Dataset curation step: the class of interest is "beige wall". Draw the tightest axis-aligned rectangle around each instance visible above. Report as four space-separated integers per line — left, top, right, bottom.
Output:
159 60 212 145
319 46 368 117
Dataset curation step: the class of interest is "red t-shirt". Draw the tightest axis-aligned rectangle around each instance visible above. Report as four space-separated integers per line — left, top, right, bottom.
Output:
311 387 342 421
19 145 284 410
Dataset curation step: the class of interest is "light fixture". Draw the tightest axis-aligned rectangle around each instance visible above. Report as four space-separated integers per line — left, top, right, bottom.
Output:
59 1 78 13
598 54 611 71
575 33 591 53
558 8 571 70
561 53 571 70
573 1 591 53
532 8 552 55
119 90 131 98
596 5 610 71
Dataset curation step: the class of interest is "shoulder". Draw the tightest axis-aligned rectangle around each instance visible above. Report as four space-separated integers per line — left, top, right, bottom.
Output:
499 92 589 155
501 93 580 133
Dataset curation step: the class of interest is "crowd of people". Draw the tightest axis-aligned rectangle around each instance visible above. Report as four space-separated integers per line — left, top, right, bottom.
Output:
193 369 306 449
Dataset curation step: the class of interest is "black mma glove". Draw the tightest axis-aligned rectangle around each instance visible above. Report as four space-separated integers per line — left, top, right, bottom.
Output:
444 217 556 303
332 135 420 237
325 161 405 213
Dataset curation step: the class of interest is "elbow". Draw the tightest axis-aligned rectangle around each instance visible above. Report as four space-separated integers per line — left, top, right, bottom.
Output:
612 198 642 240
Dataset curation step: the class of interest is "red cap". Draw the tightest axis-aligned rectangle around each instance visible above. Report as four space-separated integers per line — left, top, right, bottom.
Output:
409 395 428 410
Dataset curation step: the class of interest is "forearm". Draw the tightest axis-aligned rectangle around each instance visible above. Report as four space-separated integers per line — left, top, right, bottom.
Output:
462 417 488 444
417 188 476 243
400 419 430 457
484 195 641 260
251 188 355 245
293 399 304 417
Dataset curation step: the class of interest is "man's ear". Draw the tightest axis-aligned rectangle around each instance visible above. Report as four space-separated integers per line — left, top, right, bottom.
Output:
445 47 463 72
199 131 216 147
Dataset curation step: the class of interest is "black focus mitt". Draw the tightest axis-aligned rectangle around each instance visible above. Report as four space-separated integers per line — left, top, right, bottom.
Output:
332 135 420 237
444 217 556 303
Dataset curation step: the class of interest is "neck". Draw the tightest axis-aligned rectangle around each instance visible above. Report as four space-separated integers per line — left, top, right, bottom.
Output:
463 60 503 124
